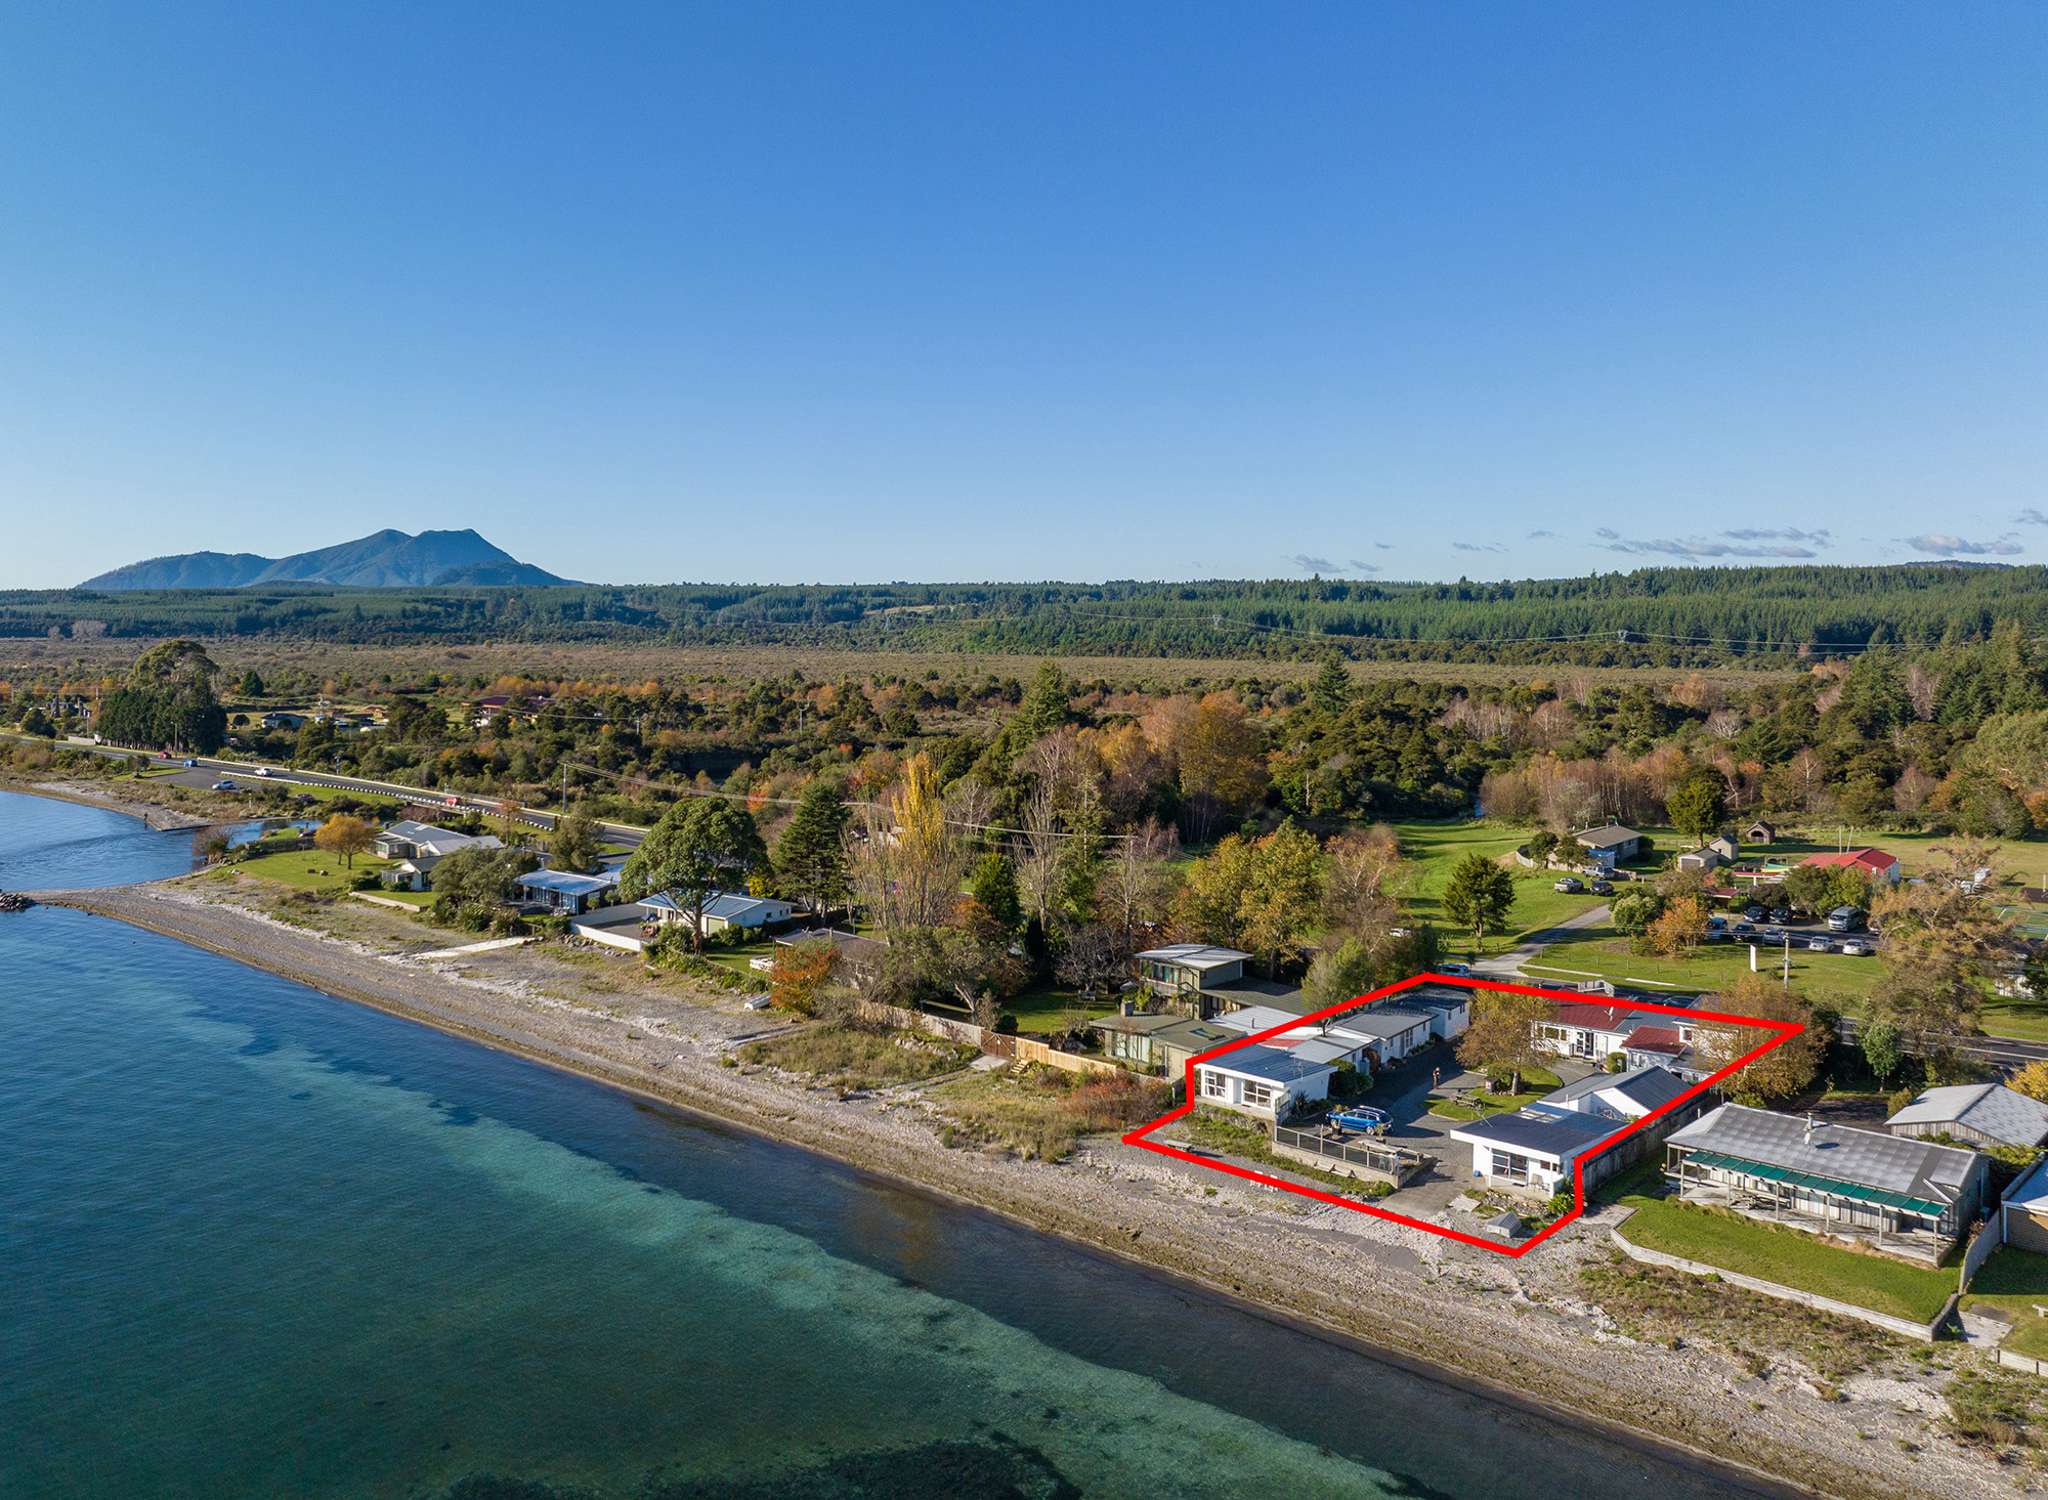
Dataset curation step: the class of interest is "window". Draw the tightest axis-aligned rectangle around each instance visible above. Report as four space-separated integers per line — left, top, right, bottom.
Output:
1200 1069 1228 1101
1241 1081 1277 1111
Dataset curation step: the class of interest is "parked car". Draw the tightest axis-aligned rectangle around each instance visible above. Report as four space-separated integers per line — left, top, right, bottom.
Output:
1840 939 1873 957
1807 937 1832 952
1732 919 1756 934
1554 877 1585 893
1744 904 1766 922
1436 962 1471 977
209 779 235 791
1590 879 1614 896
1705 914 1728 930
1826 905 1867 933
1769 905 1793 925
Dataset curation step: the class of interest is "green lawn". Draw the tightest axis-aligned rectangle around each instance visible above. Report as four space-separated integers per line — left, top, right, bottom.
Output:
1615 1194 1955 1323
1962 1247 2048 1359
1004 986 1117 1037
1389 819 1607 955
217 846 399 895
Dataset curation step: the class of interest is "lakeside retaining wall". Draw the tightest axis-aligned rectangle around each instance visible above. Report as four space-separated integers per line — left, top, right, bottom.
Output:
1608 1227 1954 1342
846 1000 1125 1076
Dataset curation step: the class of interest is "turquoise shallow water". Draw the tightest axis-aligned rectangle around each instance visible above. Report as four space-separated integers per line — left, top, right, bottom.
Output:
0 792 1788 1498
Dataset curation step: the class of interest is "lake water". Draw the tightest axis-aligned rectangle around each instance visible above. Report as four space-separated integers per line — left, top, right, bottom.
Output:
0 790 1788 1499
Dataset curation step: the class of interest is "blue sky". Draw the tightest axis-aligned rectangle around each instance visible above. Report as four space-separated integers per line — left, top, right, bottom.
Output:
3 3 2044 588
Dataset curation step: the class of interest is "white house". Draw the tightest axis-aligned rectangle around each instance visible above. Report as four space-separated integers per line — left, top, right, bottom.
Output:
1449 1108 1620 1196
1537 1064 1690 1122
1398 983 1473 1042
372 820 504 891
1677 835 1739 874
1535 1002 1668 1065
1192 1045 1333 1120
1211 1001 1436 1071
645 891 795 935
1450 1064 1700 1197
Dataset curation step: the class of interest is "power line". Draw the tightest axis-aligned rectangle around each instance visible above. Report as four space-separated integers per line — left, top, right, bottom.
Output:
560 761 1137 843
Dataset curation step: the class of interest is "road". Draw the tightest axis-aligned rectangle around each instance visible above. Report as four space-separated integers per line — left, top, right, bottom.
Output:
6 734 646 848
1471 902 1614 980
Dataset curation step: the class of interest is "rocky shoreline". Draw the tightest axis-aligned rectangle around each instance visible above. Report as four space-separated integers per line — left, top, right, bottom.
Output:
31 880 2015 1500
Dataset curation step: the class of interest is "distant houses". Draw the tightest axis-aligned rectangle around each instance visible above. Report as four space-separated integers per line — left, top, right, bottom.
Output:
1572 824 1645 870
1799 847 1901 885
1665 1104 1988 1263
1677 834 1739 874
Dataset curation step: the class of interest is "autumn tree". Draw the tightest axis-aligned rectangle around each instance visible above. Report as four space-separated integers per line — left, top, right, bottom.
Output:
1646 894 1708 959
846 753 972 934
1439 852 1516 951
1870 838 2018 1041
313 813 374 869
1174 692 1268 843
1694 976 1819 1105
1321 824 1403 934
2010 1058 2048 1103
1236 821 1324 975
769 938 839 1015
1457 990 1550 1094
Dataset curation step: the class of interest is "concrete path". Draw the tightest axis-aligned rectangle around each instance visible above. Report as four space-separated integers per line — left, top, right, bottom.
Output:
1471 902 1611 978
411 935 536 961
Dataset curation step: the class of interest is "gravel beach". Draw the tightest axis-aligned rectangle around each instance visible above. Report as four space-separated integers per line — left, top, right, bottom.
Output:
32 879 2023 1500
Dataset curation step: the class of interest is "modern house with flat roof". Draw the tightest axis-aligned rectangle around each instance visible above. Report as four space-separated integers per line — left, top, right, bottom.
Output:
1133 944 1252 1013
1211 1001 1438 1071
1192 1044 1333 1120
1450 1108 1620 1196
1886 1083 2048 1149
1665 1104 1988 1263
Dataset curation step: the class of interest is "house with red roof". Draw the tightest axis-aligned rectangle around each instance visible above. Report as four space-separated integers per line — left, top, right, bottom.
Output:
1534 1002 1697 1066
1799 848 1901 884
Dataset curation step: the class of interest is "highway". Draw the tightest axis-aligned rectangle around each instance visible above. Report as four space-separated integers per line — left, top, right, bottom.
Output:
10 734 647 848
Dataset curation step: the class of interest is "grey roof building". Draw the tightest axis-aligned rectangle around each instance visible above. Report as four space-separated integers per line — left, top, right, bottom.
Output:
1886 1084 2048 1149
1666 1104 1989 1262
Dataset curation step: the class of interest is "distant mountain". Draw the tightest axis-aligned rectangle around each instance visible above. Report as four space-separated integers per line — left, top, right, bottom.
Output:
81 529 576 590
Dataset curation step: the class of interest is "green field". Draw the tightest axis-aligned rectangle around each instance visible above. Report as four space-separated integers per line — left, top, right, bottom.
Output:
1390 819 1609 954
215 845 399 896
1004 986 1117 1037
1615 1194 1955 1323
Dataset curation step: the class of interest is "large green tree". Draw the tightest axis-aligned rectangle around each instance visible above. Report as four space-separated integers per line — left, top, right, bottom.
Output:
621 799 768 950
1664 773 1726 847
550 811 600 874
774 778 852 915
1440 852 1516 951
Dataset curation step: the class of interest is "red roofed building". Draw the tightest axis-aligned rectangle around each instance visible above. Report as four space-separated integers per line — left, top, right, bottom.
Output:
1800 848 1901 884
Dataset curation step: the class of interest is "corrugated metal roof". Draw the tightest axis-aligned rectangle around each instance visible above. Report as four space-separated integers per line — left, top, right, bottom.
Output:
1451 1108 1617 1160
515 868 620 896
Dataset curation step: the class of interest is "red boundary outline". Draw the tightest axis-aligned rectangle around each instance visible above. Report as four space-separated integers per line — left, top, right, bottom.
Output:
1120 972 1802 1258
